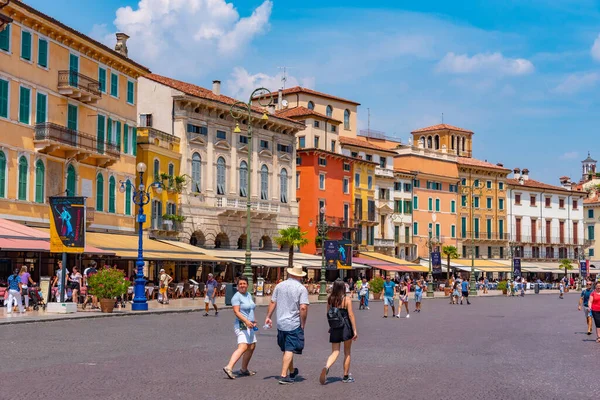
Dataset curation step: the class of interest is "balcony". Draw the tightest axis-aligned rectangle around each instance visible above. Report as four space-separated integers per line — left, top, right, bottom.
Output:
374 238 396 248
137 127 180 152
374 166 394 179
34 123 120 167
317 215 355 231
57 71 101 104
461 231 509 241
510 235 586 246
216 197 279 219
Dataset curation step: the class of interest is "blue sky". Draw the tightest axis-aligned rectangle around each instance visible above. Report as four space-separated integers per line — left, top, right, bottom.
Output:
26 0 600 184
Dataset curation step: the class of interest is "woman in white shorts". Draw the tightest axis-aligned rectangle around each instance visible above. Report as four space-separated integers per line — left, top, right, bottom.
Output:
223 276 257 379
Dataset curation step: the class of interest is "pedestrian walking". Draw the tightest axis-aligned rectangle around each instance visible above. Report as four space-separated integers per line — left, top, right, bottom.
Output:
7 268 24 314
82 261 99 310
382 276 396 318
320 279 358 385
264 265 309 385
348 278 355 298
578 280 594 335
204 273 219 316
460 278 470 305
68 266 82 305
396 280 409 318
451 281 460 304
358 277 369 310
483 277 489 294
158 268 172 304
223 276 257 379
588 282 600 342
520 278 526 297
559 280 565 299
19 265 35 311
414 277 424 313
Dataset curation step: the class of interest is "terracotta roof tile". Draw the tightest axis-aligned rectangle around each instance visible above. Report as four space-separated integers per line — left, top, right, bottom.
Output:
506 178 575 193
339 136 398 154
584 197 600 204
275 106 342 123
411 123 473 134
254 86 360 106
145 74 301 126
457 157 511 171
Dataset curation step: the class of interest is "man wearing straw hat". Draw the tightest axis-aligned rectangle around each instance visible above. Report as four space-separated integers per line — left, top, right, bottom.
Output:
265 265 310 385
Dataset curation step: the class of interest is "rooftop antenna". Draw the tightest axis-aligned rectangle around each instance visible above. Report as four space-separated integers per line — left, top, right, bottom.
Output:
442 112 444 124
367 108 371 137
277 66 293 90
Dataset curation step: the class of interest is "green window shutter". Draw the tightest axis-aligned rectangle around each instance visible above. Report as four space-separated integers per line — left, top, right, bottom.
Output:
18 156 28 200
413 196 418 210
107 118 112 143
35 161 45 203
21 31 31 60
474 218 480 238
38 39 48 68
127 81 134 104
97 115 105 154
125 181 132 215
108 177 116 213
36 93 47 124
69 54 79 87
435 199 440 212
116 121 121 152
0 25 9 52
461 217 467 238
19 86 30 124
67 104 78 130
451 201 455 213
98 68 106 93
435 224 440 238
0 151 5 198
123 124 129 154
487 219 492 239
413 222 418 236
428 198 432 211
110 73 118 96
96 174 104 211
66 165 76 196
132 127 137 156
0 79 8 118
451 225 456 238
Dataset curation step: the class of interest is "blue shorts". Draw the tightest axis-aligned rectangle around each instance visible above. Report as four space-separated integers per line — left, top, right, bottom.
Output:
277 327 304 354
384 296 394 306
414 293 422 302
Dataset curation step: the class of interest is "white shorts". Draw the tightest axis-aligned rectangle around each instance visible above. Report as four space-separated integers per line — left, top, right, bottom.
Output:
204 295 216 305
234 327 257 344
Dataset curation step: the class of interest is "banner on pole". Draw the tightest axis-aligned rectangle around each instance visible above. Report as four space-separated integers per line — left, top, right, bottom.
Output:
336 240 353 270
580 260 588 277
49 196 86 253
513 258 521 278
324 240 339 270
431 251 442 274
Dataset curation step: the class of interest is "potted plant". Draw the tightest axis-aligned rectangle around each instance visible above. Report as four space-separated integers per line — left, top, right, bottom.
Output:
174 175 187 193
369 276 384 300
87 267 129 313
497 280 508 295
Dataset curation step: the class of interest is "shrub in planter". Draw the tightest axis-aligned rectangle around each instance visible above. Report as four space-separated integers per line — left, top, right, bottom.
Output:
497 280 508 294
88 267 129 313
369 276 384 299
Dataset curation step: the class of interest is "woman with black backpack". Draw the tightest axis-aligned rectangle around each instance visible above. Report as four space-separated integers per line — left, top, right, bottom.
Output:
320 279 358 385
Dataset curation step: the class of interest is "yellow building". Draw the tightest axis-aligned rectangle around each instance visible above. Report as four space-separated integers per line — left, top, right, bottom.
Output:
136 127 181 238
0 1 150 233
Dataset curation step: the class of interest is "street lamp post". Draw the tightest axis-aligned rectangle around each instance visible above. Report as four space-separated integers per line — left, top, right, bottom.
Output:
461 181 483 296
508 242 517 280
317 207 330 301
119 162 163 311
230 88 273 294
426 227 434 297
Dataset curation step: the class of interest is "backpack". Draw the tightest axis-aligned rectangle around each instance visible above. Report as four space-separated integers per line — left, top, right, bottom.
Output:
327 306 345 329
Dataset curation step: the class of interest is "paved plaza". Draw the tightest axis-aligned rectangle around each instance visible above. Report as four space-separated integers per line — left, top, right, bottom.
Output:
2 293 597 400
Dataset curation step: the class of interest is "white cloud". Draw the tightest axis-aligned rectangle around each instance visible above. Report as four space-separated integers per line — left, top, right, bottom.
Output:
95 0 273 76
560 151 579 160
591 34 600 61
225 67 315 101
436 52 534 76
553 72 600 94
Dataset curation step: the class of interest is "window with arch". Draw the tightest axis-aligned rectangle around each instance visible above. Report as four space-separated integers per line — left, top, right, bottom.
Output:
462 137 466 152
260 165 269 200
125 179 132 216
153 159 160 180
344 109 350 130
108 176 116 213
451 135 455 150
419 137 425 148
307 101 315 110
239 161 248 197
18 156 28 200
0 151 6 198
96 173 104 211
427 136 432 149
66 164 76 196
434 135 440 150
280 168 288 203
216 157 226 195
191 152 201 192
326 105 333 117
35 160 45 203
168 163 174 177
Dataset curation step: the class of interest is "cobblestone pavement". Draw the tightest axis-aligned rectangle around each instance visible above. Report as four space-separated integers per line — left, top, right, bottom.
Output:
2 293 597 400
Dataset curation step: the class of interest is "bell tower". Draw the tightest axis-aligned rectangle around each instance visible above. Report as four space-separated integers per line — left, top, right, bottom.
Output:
582 152 597 181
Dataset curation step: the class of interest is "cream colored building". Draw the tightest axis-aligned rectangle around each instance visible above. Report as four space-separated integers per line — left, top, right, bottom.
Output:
137 75 303 249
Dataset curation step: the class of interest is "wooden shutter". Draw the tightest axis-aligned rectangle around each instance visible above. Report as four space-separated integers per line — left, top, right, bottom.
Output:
123 124 129 154
132 127 137 156
19 87 30 124
107 118 112 143
21 31 31 60
0 25 9 51
116 121 121 152
38 39 48 67
0 79 8 118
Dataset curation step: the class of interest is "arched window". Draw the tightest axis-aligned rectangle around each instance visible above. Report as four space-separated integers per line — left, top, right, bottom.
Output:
108 176 116 213
96 173 104 211
260 165 269 200
191 152 201 192
153 159 160 180
0 151 6 198
344 109 350 130
462 137 466 152
419 137 425 148
216 157 226 195
326 105 333 117
451 135 455 150
280 168 288 203
35 160 45 203
66 164 76 196
239 161 248 197
168 162 174 177
434 135 440 150
125 179 132 216
427 136 432 149
307 101 315 110
18 156 28 200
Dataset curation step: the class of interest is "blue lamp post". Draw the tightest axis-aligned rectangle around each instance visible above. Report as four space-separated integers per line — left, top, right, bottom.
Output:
119 162 163 311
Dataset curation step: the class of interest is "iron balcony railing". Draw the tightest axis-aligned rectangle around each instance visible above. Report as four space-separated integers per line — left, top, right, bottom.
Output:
509 235 586 246
461 231 510 240
317 215 354 229
34 122 120 158
58 70 101 97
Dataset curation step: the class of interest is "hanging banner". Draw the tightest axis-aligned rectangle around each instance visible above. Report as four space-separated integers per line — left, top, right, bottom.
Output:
49 196 86 253
513 258 521 278
324 240 339 270
580 260 588 277
336 240 353 270
431 251 442 274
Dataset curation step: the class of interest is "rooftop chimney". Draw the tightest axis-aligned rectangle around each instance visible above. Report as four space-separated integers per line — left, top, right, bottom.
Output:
513 168 521 180
114 33 130 57
212 80 221 96
496 163 504 167
521 168 529 181
277 89 283 111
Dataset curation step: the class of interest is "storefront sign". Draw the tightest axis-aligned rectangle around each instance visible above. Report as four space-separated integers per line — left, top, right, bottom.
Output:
49 197 86 253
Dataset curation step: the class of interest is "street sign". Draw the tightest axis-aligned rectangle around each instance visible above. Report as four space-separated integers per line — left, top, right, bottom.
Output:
580 260 588 277
431 251 442 274
513 258 521 278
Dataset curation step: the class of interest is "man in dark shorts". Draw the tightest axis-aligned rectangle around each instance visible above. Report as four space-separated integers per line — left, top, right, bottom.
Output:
460 278 471 305
265 266 310 385
83 261 98 310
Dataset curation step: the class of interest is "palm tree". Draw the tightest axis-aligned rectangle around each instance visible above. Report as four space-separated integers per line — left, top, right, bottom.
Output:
442 245 459 282
559 258 573 284
275 227 309 270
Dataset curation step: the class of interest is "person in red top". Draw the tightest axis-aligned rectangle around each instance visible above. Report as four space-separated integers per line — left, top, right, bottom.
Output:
588 281 600 343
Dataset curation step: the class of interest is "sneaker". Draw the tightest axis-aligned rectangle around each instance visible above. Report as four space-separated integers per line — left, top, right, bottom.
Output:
460 301 463 305
319 367 329 385
395 314 400 318
215 311 219 316
278 376 294 385
203 313 209 316
342 375 355 383
406 314 410 319
366 307 370 310
290 367 299 380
